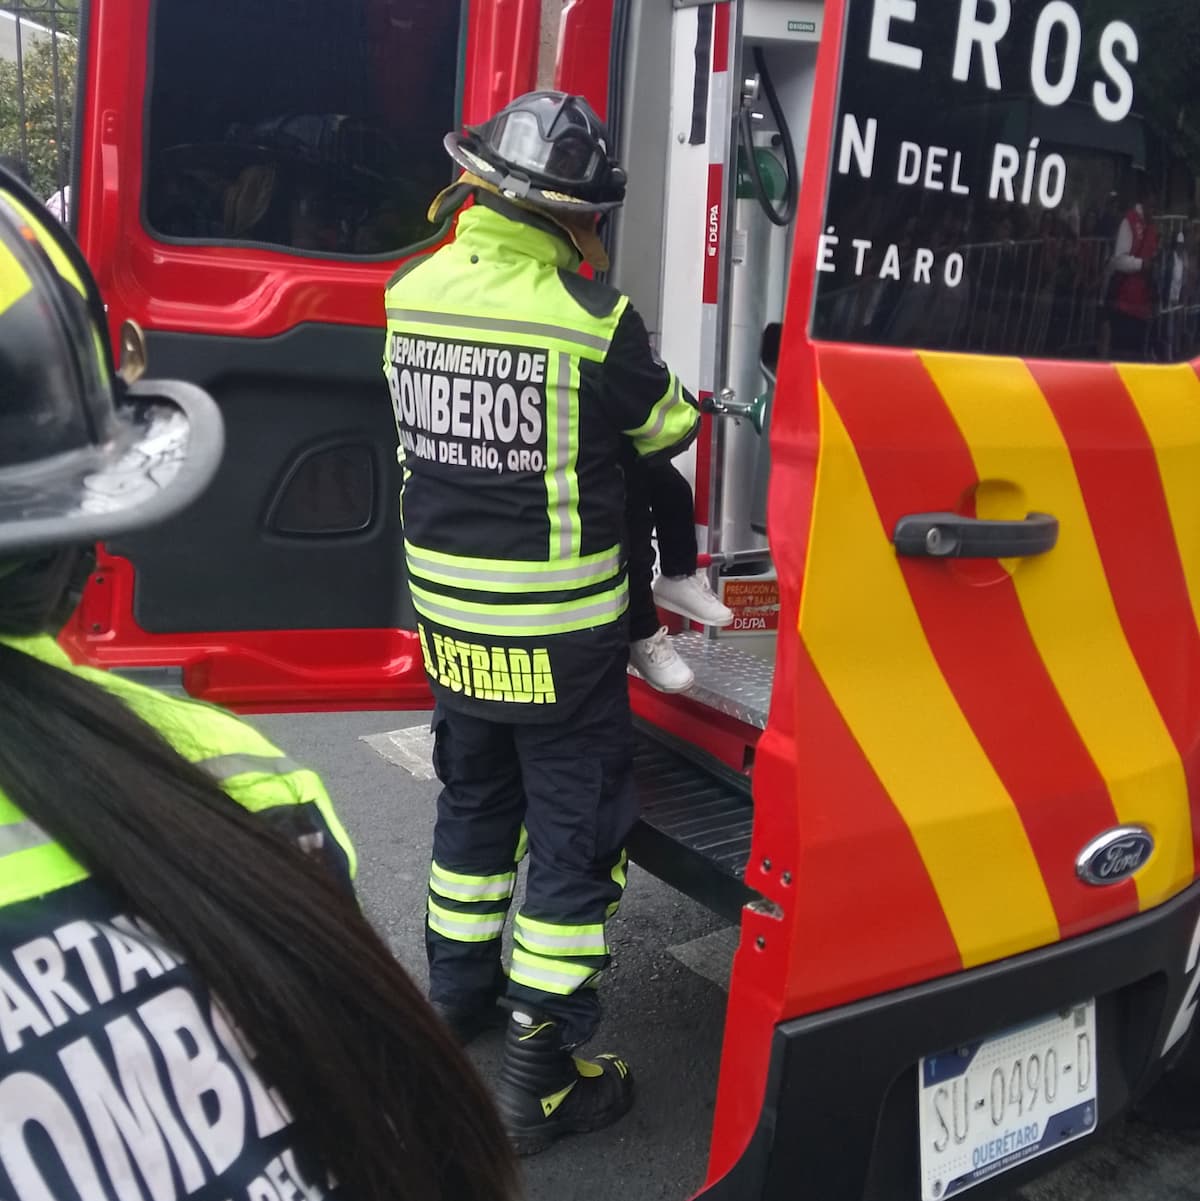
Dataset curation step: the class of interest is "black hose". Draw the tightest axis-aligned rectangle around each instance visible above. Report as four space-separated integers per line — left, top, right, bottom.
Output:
606 0 631 160
739 45 798 227
596 0 632 279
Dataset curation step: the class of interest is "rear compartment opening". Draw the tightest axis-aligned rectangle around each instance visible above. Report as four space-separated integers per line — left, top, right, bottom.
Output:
601 0 822 920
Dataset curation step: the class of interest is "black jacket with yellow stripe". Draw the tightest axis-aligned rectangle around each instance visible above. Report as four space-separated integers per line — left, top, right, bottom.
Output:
384 199 699 720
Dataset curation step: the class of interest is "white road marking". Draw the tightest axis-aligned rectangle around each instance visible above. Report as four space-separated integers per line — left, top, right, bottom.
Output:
360 725 437 780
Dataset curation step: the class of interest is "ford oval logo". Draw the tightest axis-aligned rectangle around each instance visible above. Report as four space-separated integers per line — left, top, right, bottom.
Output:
1076 827 1155 886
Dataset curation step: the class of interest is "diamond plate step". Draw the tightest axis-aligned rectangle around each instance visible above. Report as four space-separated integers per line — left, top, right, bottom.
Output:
627 723 757 921
630 629 775 729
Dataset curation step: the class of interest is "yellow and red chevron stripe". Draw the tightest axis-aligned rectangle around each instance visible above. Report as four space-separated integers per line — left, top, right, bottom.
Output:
797 345 1199 981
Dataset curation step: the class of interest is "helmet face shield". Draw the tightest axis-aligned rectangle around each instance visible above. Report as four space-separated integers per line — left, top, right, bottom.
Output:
491 110 603 190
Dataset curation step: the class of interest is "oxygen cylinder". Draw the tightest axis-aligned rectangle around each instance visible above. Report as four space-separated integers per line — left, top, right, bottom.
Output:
720 140 786 555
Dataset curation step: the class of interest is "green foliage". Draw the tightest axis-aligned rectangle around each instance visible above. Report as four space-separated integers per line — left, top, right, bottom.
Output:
0 5 78 199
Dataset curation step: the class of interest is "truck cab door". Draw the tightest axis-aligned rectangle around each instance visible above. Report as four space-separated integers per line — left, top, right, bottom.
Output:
67 0 541 710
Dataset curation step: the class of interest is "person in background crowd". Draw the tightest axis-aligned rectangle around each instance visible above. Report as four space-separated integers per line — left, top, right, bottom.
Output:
44 183 70 224
1106 173 1159 361
1159 228 1190 361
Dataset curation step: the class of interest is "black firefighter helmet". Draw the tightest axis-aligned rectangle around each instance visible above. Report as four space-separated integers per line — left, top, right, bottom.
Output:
0 168 223 557
444 90 627 214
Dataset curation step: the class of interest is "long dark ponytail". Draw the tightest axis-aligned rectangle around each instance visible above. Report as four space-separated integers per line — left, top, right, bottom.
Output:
0 555 517 1201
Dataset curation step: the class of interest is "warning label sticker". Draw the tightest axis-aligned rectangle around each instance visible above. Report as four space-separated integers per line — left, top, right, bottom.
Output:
720 578 780 633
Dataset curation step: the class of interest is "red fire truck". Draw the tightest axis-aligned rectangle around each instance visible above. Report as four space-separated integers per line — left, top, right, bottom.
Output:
67 0 1200 1197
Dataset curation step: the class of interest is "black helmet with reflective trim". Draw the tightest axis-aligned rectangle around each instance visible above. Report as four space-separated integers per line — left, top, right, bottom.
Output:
445 90 627 214
0 167 223 557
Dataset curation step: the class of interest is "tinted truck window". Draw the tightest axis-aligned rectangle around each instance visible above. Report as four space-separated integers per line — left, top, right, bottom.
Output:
145 0 461 256
812 1 1200 363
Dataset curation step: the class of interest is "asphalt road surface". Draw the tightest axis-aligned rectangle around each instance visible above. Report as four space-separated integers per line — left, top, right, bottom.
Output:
252 710 1200 1201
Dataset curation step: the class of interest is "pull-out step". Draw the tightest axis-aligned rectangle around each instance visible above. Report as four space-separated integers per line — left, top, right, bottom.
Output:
627 722 757 922
630 630 775 731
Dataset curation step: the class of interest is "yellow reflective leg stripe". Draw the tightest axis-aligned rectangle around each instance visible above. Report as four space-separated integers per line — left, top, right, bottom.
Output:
513 914 608 957
410 579 628 637
427 898 506 942
546 351 582 560
514 825 529 863
606 850 628 918
429 860 515 903
926 355 1193 912
610 849 628 892
802 388 1057 966
509 947 598 995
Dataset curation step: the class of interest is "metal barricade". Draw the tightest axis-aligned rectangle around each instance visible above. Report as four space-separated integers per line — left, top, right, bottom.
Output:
815 216 1200 365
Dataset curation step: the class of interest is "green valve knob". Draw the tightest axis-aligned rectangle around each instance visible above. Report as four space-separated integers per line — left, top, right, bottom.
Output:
736 146 787 203
748 392 769 435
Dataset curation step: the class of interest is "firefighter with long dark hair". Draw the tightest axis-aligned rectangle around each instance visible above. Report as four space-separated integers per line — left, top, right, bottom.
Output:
384 92 701 1153
0 170 516 1201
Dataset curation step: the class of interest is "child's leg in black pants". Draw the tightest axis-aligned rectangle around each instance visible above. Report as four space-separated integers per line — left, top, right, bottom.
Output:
623 453 661 643
642 460 698 579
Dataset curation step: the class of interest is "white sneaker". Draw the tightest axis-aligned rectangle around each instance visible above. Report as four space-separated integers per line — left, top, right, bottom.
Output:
630 627 695 693
653 571 735 627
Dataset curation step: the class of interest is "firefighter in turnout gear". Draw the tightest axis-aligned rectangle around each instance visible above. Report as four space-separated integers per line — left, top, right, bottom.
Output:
384 91 700 1153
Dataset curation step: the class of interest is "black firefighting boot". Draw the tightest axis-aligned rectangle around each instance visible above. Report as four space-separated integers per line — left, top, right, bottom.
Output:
495 1009 634 1156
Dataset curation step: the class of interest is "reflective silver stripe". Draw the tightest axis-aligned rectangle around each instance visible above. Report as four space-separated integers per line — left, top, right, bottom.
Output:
199 754 302 782
0 820 52 857
509 956 595 994
428 910 506 940
413 586 627 631
406 548 620 588
385 308 610 353
553 351 576 560
515 928 608 955
640 377 685 444
429 864 516 902
430 878 514 902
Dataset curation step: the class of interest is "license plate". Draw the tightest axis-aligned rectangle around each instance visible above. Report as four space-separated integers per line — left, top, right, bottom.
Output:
918 1002 1098 1199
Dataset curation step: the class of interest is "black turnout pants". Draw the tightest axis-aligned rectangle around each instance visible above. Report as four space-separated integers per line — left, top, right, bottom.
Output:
425 661 638 1047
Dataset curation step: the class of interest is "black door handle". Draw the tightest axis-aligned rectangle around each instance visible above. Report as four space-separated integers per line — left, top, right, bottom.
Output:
893 512 1059 559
